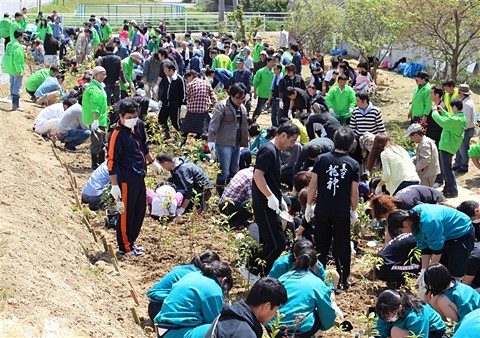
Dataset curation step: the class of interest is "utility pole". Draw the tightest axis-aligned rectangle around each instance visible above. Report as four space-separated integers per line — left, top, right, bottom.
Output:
218 0 225 32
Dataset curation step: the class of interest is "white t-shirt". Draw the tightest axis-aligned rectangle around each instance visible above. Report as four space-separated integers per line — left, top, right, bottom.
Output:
151 185 178 216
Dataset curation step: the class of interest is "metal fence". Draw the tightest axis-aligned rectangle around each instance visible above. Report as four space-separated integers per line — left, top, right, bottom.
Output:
60 12 290 33
76 4 185 16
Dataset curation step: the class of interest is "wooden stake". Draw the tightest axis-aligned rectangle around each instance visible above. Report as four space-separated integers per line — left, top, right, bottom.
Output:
91 228 99 242
130 289 140 306
130 307 140 325
101 237 108 253
74 193 82 209
72 174 78 189
108 244 120 272
82 216 92 231
154 324 158 336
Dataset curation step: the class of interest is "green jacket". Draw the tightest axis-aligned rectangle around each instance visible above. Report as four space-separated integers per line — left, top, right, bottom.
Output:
253 66 275 99
229 53 240 71
129 26 135 41
2 40 25 75
411 83 432 117
325 85 356 118
120 57 134 91
253 42 264 62
101 23 112 41
212 54 230 70
0 18 11 39
25 68 51 92
82 80 108 127
147 40 159 53
20 16 27 30
91 28 101 47
431 110 466 154
36 25 52 42
9 20 22 41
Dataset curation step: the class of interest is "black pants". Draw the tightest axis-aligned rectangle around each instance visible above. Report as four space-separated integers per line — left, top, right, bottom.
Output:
314 213 351 285
158 103 181 133
148 300 163 322
297 313 322 338
248 207 285 276
252 97 268 119
219 199 253 229
105 84 120 106
393 180 419 195
116 175 146 252
439 227 474 278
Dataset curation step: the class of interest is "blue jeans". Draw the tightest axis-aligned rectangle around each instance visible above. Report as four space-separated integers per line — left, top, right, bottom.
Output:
60 128 91 147
216 145 240 182
9 75 22 96
454 127 474 171
439 150 457 195
271 99 280 126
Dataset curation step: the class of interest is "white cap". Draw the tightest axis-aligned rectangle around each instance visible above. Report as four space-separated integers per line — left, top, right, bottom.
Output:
92 66 106 76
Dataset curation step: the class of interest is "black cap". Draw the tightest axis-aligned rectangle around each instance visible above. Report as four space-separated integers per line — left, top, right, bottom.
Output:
416 70 429 81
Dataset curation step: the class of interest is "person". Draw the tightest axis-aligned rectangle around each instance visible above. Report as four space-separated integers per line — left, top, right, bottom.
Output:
278 25 289 49
156 153 214 214
423 263 480 323
159 62 185 139
0 13 12 46
325 74 356 125
34 73 67 106
307 84 328 113
457 200 480 241
428 86 446 188
266 64 284 126
51 17 62 41
36 18 52 42
141 52 162 102
431 99 466 198
82 66 108 170
252 35 264 73
286 87 311 119
208 83 249 194
108 100 153 257
211 48 231 71
205 68 233 90
405 123 440 187
349 92 386 138
375 232 420 286
293 138 334 176
75 29 91 64
205 277 287 338
375 289 446 338
9 13 23 43
305 110 342 141
230 57 253 113
387 204 474 281
279 129 303 188
120 52 143 98
2 29 25 111
56 98 91 151
218 167 254 229
155 261 233 338
463 243 480 289
251 57 275 120
100 43 127 106
33 102 64 135
453 84 477 173
268 248 337 337
247 123 300 276
146 251 220 321
279 63 306 119
441 79 459 115
289 43 302 76
100 17 112 43
408 70 432 123
368 134 420 195
182 70 217 139
147 35 160 53
453 309 480 337
468 143 480 170
81 161 110 210
305 127 359 289
43 32 59 66
146 182 183 219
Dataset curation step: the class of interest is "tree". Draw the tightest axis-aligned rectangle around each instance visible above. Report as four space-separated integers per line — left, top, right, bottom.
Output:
227 4 263 43
286 0 343 54
395 0 480 82
249 0 289 12
342 0 407 81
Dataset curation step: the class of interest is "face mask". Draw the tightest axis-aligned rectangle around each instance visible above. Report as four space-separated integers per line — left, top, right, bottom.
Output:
386 314 399 322
123 117 138 130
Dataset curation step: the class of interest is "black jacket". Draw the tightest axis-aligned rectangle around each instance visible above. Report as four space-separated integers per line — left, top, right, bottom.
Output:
100 53 124 86
160 73 185 106
169 157 214 199
204 300 263 338
305 113 342 141
279 74 306 100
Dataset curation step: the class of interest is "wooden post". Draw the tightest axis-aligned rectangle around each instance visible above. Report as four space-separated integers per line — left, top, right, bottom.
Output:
108 244 120 273
130 289 140 306
74 193 82 209
101 237 108 253
154 324 158 336
130 307 140 325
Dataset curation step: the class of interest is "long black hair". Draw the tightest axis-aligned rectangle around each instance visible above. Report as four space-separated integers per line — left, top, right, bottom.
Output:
424 263 452 296
387 210 421 238
201 260 233 292
291 247 317 273
376 289 424 321
191 250 220 270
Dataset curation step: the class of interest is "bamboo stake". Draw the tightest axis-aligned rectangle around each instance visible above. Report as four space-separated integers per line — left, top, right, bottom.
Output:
101 237 108 253
108 244 120 273
130 289 140 306
130 307 140 325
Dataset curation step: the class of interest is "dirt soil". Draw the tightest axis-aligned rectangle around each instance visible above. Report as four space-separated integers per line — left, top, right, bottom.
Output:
0 58 479 337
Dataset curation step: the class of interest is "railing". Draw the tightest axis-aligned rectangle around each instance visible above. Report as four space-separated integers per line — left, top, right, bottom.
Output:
60 12 290 33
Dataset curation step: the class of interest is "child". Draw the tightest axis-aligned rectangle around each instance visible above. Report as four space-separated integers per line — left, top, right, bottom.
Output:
135 80 146 97
250 126 276 156
198 134 214 162
146 182 184 218
59 38 69 62
354 69 371 92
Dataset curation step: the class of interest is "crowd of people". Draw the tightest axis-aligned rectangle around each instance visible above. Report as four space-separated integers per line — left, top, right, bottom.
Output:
2 8 480 338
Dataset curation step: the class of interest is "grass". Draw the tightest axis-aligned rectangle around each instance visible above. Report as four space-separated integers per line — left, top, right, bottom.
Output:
0 288 14 312
41 0 162 14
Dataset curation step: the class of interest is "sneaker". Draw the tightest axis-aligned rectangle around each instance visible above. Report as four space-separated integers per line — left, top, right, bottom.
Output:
238 264 259 284
125 248 145 257
132 244 144 252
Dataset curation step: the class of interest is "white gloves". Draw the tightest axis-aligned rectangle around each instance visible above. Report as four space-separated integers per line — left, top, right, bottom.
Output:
110 185 121 201
350 210 358 226
279 101 284 110
116 201 125 214
180 105 187 113
154 85 159 93
331 302 344 321
416 269 426 287
208 142 215 152
305 204 314 223
431 105 438 112
267 195 280 212
375 185 383 195
404 103 410 110
151 161 164 174
158 101 163 110
91 119 99 131
329 108 334 115
287 110 293 119
245 93 250 102
349 108 354 114
144 83 150 92
177 207 185 216
281 198 288 212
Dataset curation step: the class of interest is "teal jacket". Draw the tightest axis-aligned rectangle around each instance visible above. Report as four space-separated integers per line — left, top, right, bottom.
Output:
445 279 480 324
412 204 472 253
453 309 480 337
146 264 199 302
268 253 327 282
325 85 356 118
268 270 336 334
431 110 466 155
411 83 432 117
253 66 275 99
155 271 224 327
376 304 445 338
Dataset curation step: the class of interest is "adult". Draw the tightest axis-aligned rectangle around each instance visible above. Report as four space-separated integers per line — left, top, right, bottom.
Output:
2 29 25 111
0 13 12 46
307 84 328 114
441 79 459 115
36 18 52 42
147 35 160 53
408 70 432 123
453 84 477 173
431 99 466 198
34 73 66 106
56 99 91 151
51 17 62 40
120 52 143 98
325 74 356 125
286 87 311 119
205 278 287 338
305 111 342 141
82 66 108 169
208 83 248 194
429 86 446 187
33 102 64 135
405 123 440 187
9 13 22 42
159 62 185 139
349 92 386 137
81 161 110 211
156 153 214 214
230 57 253 113
205 68 233 90
108 100 153 257
387 204 474 281
75 29 91 64
278 25 289 49
266 64 284 126
146 251 220 322
43 32 59 66
305 127 359 289
155 261 233 337
289 43 302 76
453 309 480 337
252 35 264 73
100 42 127 106
100 17 112 43
469 143 480 171
182 71 217 139
368 135 420 195
248 123 300 276
293 138 334 176
279 63 306 119
252 57 275 120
